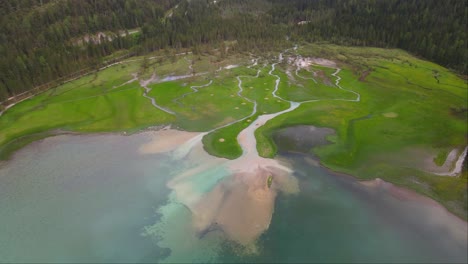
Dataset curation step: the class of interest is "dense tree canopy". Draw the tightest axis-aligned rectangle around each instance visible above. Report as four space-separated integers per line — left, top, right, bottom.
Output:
0 0 466 102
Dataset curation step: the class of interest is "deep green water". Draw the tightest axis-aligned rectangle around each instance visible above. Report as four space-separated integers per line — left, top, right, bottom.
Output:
0 132 466 263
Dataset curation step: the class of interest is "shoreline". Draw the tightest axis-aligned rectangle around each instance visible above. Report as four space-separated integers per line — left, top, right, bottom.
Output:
273 124 467 221
2 125 466 224
0 124 466 258
0 124 173 162
299 151 468 222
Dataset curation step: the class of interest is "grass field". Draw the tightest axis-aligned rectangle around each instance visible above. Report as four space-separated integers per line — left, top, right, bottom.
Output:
0 44 466 218
255 44 467 217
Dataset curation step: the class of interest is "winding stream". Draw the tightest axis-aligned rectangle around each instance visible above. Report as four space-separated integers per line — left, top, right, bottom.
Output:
172 80 213 106
172 59 262 159
140 73 176 115
175 48 362 162
167 48 363 246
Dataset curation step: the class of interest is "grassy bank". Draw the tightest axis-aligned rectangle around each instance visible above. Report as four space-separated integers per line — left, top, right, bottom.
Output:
256 44 467 218
0 50 251 159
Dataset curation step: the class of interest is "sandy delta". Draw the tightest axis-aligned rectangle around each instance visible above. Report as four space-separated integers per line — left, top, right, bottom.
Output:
138 125 467 248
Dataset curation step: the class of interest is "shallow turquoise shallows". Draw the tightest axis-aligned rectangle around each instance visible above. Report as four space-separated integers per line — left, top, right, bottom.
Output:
0 133 466 263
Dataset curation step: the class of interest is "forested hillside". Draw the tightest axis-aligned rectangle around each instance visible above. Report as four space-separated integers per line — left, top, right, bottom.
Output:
0 0 466 102
283 0 467 73
0 0 179 101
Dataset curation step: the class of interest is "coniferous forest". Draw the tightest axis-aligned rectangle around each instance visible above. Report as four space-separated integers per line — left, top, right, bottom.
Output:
0 0 466 102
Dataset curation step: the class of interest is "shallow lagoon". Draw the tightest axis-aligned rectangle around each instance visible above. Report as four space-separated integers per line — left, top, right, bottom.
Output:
0 130 466 263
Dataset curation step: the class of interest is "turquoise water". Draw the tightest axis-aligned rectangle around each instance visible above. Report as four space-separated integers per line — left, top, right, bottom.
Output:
0 134 173 262
216 153 467 263
0 133 466 263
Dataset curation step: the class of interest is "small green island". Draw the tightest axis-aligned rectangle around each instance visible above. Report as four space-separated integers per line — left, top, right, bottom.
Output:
267 175 273 188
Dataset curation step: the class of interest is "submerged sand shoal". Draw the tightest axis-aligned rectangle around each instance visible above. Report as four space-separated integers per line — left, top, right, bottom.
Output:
139 128 201 154
136 123 299 246
163 130 299 246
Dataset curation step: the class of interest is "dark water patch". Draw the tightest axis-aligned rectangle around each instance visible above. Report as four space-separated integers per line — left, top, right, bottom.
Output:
273 125 335 154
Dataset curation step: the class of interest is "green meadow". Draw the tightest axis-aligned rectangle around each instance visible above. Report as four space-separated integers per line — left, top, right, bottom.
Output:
256 44 467 216
0 44 466 217
0 52 251 158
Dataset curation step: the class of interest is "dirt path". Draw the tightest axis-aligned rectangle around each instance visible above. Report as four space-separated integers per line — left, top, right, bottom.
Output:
435 146 468 176
112 73 139 89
